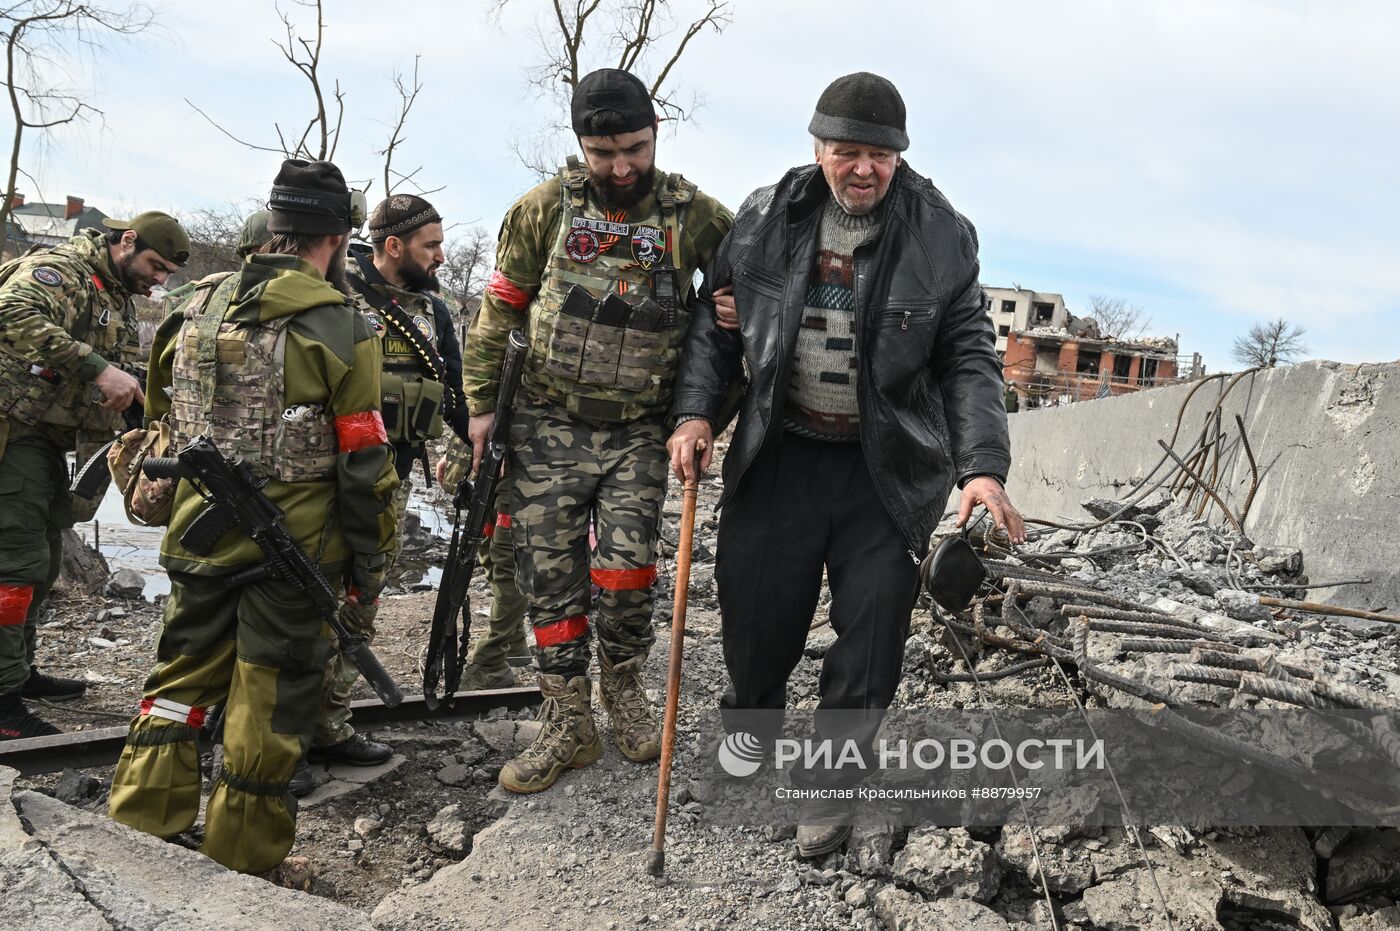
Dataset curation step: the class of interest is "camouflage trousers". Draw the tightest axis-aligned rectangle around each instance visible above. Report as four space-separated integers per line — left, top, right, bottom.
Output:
109 565 338 875
0 424 73 695
508 399 665 678
313 478 412 747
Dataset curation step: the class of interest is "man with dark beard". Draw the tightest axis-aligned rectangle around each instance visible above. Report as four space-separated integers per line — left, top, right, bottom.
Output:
290 195 477 791
462 69 732 793
0 210 188 739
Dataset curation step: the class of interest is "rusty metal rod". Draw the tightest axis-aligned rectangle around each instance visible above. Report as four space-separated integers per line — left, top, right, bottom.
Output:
1089 619 1216 640
1119 638 1242 655
1157 439 1250 541
1006 579 1157 613
1234 414 1261 526
1257 596 1400 626
1059 604 1199 629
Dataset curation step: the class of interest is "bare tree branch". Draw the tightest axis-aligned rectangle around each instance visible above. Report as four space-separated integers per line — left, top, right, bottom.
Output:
1087 294 1152 342
183 0 344 163
376 55 426 196
1231 318 1308 368
495 0 733 174
3 1 156 251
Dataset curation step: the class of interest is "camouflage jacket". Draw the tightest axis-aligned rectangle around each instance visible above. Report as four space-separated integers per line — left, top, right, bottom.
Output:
462 164 732 423
346 244 470 478
147 254 400 574
0 229 139 446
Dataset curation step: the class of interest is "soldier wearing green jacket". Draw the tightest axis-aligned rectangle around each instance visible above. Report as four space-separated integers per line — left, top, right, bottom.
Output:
108 160 399 876
0 212 189 740
462 69 732 794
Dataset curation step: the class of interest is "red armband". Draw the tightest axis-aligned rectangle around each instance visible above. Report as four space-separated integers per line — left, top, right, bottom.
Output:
334 411 388 453
590 565 658 591
486 270 535 310
0 583 34 625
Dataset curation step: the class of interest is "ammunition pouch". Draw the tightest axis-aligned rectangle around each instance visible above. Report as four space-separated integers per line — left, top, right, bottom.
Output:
381 372 444 444
108 418 175 527
544 286 672 399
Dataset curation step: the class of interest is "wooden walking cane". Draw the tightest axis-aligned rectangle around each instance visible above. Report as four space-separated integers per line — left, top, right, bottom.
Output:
646 439 706 877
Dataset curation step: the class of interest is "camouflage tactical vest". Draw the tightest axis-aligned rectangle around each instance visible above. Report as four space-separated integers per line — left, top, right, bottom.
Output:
167 273 337 482
0 242 137 432
350 267 445 445
524 159 696 423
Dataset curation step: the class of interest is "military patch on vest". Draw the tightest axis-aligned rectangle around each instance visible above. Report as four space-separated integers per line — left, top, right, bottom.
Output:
412 314 433 340
31 267 63 287
566 228 602 263
362 311 385 334
631 226 666 269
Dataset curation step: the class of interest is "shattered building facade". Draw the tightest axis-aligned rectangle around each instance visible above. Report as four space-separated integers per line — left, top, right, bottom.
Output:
985 284 1202 407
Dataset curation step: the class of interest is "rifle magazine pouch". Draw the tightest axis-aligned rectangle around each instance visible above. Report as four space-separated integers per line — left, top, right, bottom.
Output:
617 299 667 392
920 534 986 614
545 285 594 381
405 378 444 443
381 373 405 441
579 294 630 388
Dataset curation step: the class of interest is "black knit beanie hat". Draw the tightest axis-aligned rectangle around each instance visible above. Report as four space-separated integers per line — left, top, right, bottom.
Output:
808 72 909 152
267 158 354 235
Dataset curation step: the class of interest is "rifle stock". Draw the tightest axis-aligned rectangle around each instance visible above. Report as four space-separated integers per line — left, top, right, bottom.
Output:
143 437 404 708
423 329 528 707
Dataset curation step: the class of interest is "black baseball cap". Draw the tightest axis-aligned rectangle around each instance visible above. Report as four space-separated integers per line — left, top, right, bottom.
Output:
571 69 655 136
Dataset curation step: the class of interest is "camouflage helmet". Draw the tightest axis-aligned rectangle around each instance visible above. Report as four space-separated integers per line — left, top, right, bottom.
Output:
237 210 273 258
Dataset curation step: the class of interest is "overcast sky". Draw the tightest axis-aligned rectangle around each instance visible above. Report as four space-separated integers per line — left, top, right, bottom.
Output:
14 0 1398 371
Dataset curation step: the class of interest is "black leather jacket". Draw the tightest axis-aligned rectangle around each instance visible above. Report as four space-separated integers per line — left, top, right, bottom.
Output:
672 162 1010 554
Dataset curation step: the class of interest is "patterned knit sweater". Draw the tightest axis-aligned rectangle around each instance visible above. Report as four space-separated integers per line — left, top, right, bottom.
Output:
783 197 881 441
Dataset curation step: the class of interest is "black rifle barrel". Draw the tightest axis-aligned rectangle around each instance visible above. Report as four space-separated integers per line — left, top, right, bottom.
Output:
423 329 528 707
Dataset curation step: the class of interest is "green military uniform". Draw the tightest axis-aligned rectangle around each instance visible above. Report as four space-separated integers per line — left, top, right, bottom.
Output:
108 252 399 875
463 159 731 789
0 230 140 700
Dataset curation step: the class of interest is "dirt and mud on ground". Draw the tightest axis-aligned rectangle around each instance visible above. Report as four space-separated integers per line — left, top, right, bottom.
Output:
9 439 1400 930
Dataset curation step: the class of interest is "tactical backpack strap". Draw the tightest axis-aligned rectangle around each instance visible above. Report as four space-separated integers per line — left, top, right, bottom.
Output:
561 157 588 210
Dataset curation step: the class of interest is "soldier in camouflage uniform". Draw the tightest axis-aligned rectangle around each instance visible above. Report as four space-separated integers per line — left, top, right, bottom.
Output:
462 69 732 793
295 195 479 787
108 160 399 875
0 212 189 740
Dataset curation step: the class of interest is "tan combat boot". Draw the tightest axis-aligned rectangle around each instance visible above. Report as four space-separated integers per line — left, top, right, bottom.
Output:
596 650 660 762
498 673 602 793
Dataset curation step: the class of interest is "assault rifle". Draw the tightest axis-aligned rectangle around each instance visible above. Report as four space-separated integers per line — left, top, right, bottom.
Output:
423 329 528 709
142 435 403 707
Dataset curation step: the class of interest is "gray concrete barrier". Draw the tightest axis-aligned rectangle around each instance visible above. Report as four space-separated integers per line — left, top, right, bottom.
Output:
987 360 1397 613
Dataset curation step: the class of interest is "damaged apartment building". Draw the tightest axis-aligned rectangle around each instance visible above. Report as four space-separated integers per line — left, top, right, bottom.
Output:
986 285 1202 408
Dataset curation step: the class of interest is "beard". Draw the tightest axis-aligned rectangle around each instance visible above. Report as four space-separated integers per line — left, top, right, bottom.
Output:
117 251 153 296
588 164 656 211
399 255 440 292
325 240 351 295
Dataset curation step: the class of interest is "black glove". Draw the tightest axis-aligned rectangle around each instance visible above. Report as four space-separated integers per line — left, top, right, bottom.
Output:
347 552 388 606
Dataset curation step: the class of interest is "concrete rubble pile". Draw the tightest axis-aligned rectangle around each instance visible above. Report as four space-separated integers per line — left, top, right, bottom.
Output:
878 486 1400 931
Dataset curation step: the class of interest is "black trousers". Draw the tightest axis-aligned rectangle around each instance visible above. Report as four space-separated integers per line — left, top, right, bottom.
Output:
717 432 921 725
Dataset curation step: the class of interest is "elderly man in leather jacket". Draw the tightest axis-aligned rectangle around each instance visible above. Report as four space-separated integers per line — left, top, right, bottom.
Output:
667 72 1025 858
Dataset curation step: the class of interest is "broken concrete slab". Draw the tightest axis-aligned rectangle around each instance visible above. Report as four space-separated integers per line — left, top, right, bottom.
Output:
298 752 406 807
873 885 1010 930
1326 828 1400 904
1 765 111 931
1341 905 1400 930
6 775 370 930
892 826 1002 902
